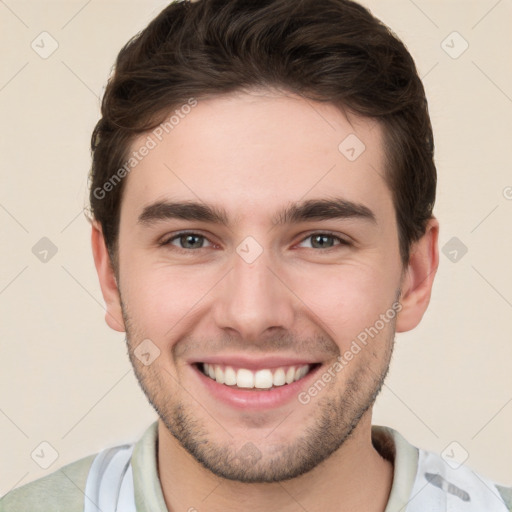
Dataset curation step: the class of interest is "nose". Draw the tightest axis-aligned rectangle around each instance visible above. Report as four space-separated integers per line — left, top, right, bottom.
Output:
212 244 296 343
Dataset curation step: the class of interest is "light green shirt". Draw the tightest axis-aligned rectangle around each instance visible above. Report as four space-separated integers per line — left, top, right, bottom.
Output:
1 422 510 511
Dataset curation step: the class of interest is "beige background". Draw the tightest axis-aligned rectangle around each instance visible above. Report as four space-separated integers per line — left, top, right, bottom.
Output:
1 0 511 494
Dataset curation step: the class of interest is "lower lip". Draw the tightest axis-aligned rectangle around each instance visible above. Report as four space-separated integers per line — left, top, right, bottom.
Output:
192 364 322 410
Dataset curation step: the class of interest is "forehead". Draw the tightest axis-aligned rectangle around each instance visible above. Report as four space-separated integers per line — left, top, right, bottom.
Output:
120 91 391 227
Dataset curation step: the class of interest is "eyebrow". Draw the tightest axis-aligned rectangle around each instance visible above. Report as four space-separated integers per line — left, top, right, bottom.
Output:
137 197 377 228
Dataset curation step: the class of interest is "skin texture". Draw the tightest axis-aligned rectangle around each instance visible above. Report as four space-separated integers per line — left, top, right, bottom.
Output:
91 89 439 511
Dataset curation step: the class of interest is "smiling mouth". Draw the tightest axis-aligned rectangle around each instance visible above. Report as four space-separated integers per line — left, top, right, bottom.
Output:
196 362 321 391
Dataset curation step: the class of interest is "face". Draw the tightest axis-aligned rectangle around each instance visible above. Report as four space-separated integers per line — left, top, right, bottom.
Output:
112 90 406 482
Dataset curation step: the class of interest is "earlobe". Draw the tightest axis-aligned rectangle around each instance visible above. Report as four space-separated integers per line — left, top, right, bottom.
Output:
395 217 439 333
91 220 126 333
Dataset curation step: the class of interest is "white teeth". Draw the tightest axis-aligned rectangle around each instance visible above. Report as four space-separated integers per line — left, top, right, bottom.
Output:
214 365 225 384
273 368 286 386
201 363 312 389
296 366 308 381
236 369 254 388
285 366 295 384
224 366 237 385
254 369 273 389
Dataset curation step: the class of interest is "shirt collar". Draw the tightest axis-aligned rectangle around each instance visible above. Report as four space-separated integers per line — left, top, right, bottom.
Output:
131 421 419 512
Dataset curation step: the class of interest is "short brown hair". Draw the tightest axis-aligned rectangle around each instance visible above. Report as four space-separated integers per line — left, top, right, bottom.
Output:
87 0 436 271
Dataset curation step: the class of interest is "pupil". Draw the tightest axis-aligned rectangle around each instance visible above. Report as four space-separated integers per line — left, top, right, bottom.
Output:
184 234 201 248
314 235 331 248
180 235 333 249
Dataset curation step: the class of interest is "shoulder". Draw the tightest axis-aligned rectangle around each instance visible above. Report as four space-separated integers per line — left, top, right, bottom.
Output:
496 485 512 511
414 449 512 511
372 425 512 512
0 452 96 512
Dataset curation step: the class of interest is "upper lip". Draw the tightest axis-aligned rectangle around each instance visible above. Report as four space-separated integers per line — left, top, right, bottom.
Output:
189 355 321 371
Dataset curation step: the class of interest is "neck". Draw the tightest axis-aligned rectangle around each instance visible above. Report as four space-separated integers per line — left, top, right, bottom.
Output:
157 412 394 512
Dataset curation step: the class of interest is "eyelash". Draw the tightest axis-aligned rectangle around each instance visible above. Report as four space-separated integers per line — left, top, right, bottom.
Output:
159 231 351 253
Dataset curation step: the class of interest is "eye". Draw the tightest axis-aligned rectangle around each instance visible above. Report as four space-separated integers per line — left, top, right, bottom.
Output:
297 232 350 250
159 231 350 252
160 232 214 251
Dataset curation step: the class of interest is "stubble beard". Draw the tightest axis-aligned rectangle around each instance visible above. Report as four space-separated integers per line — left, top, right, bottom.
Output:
122 306 395 483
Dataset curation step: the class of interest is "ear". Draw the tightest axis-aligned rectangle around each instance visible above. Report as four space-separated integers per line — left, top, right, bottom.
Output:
395 217 439 332
91 220 126 332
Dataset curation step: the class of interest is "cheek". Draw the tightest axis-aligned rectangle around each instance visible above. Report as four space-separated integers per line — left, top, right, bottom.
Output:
121 262 213 338
290 263 394 345
122 245 400 352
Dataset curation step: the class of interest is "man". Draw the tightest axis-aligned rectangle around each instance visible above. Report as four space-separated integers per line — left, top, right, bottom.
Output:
1 0 510 510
